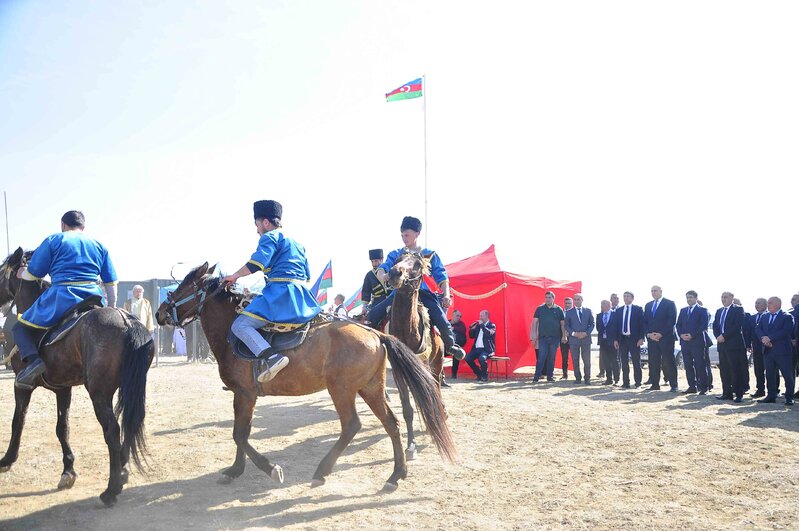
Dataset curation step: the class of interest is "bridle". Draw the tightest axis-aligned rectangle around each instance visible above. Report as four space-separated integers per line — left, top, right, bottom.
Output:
163 277 219 327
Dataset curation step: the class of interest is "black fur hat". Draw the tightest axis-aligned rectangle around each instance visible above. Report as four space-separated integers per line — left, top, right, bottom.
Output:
400 216 422 233
369 249 383 260
253 200 282 221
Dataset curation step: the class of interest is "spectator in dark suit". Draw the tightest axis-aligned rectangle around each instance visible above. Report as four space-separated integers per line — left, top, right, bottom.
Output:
558 297 573 379
596 300 618 385
613 291 645 389
733 297 751 392
643 285 678 392
598 293 620 379
697 300 714 391
713 292 748 402
466 310 496 382
677 290 711 395
564 294 594 384
789 294 799 377
745 298 769 397
755 297 795 405
448 310 468 381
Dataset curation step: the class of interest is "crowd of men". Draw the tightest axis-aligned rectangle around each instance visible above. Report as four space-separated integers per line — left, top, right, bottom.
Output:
529 287 797 406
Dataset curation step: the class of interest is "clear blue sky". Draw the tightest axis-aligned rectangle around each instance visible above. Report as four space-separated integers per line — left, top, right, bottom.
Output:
2 1 798 313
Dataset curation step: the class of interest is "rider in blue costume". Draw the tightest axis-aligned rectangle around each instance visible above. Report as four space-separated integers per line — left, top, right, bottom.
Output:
13 211 118 389
367 216 466 361
223 200 322 383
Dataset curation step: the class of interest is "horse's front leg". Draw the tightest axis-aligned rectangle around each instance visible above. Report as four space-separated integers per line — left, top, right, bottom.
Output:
0 386 33 472
220 391 282 484
55 388 78 489
91 397 122 507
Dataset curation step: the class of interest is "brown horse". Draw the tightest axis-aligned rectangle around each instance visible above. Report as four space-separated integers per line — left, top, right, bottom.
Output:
155 262 456 491
0 248 154 507
384 250 446 460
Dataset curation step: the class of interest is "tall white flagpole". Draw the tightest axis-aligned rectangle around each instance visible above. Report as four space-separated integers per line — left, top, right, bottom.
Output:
422 74 428 248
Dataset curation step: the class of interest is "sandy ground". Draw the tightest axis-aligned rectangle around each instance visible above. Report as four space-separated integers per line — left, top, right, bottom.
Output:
0 354 798 530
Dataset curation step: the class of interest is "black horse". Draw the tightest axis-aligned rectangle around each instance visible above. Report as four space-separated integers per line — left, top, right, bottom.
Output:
0 248 154 506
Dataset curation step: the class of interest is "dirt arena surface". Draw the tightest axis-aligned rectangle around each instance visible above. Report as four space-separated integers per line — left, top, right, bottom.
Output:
1 354 798 530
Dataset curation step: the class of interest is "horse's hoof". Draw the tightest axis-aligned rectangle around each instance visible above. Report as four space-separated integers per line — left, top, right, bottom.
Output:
382 481 399 492
310 478 325 488
99 490 117 507
120 467 129 486
405 448 418 461
0 465 11 473
217 475 234 485
270 464 284 484
58 472 77 490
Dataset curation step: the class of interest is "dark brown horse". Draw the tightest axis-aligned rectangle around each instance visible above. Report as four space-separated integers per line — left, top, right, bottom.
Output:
155 262 456 491
385 250 446 460
0 248 154 506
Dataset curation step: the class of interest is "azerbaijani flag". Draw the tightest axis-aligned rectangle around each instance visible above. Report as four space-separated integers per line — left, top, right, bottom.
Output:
310 260 333 297
386 78 422 102
316 289 328 306
344 290 362 312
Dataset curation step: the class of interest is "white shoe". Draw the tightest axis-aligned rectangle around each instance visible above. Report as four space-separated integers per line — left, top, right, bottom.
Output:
257 354 289 383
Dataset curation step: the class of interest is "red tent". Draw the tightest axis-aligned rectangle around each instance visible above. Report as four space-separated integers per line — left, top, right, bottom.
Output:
446 245 582 376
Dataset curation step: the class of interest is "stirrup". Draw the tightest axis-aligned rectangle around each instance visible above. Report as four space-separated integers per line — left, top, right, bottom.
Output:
257 354 289 383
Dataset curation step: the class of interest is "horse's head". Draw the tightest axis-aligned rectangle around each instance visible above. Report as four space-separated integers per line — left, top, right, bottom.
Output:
386 250 432 293
0 247 28 307
156 262 218 327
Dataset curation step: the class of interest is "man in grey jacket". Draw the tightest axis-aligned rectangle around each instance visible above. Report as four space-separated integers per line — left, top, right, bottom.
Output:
564 294 595 384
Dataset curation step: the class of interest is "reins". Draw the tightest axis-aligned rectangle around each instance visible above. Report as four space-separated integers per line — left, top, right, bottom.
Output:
164 276 226 327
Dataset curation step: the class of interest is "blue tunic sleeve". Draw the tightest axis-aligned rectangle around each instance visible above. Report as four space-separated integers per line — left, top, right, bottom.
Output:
26 236 53 280
100 245 118 285
247 232 279 272
426 250 448 285
378 249 402 273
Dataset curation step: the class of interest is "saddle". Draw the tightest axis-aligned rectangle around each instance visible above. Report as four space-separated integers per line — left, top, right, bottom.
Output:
227 312 335 361
37 295 105 349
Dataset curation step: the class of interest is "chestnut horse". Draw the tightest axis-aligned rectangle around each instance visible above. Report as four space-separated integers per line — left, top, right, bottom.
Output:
384 250 446 460
0 248 154 507
155 263 456 491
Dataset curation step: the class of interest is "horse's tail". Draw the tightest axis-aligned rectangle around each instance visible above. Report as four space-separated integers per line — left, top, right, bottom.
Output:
114 320 154 473
381 334 457 464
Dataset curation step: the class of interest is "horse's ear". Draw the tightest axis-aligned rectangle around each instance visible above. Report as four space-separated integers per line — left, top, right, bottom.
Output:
422 251 434 260
9 247 24 267
207 264 217 276
198 262 209 275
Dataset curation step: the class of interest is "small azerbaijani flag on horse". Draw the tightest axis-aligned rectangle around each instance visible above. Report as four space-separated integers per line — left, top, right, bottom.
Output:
316 289 328 306
344 289 362 312
310 260 333 297
385 77 422 102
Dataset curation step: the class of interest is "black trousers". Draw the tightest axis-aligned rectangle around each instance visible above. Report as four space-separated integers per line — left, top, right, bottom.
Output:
719 343 748 398
751 344 777 392
560 341 570 376
618 336 642 386
648 339 677 388
599 342 619 382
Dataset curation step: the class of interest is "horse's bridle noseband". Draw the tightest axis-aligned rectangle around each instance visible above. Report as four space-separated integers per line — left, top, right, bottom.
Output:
163 281 211 327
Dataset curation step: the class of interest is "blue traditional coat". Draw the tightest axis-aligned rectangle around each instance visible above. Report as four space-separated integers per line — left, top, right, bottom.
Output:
241 230 321 328
19 231 117 329
379 247 448 293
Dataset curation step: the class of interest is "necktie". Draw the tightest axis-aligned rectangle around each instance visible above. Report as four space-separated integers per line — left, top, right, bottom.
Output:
577 307 582 323
720 307 728 331
623 306 630 334
769 313 776 326
652 300 658 317
688 306 693 317
755 313 761 325
603 312 609 326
